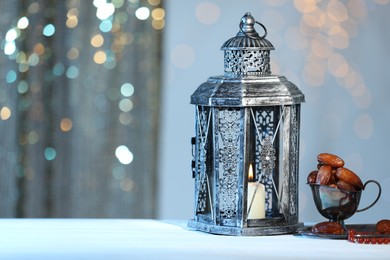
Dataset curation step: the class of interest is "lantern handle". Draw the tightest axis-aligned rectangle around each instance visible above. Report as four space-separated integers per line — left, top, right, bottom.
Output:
239 20 267 39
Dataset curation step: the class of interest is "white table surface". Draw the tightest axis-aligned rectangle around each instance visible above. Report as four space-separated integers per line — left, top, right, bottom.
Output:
0 219 388 259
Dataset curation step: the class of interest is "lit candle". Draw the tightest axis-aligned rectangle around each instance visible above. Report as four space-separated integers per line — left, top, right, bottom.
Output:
247 164 265 219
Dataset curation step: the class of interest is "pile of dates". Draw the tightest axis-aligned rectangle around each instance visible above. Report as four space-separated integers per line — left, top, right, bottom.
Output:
307 153 363 192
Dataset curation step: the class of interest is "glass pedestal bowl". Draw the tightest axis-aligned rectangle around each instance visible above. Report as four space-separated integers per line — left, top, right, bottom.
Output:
308 180 381 227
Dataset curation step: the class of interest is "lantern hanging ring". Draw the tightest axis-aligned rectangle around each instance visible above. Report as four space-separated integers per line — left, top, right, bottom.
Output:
239 20 267 39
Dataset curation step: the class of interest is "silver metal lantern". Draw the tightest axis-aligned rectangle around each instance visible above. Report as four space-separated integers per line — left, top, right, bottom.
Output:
188 13 305 236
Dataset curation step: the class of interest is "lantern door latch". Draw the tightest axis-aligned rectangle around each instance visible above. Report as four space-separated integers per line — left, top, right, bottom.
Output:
191 137 196 179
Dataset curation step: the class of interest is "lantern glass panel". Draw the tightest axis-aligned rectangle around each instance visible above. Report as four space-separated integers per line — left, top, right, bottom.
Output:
194 106 213 222
250 106 281 220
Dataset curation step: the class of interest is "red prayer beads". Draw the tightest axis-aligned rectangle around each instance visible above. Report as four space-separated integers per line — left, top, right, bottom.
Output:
348 229 390 244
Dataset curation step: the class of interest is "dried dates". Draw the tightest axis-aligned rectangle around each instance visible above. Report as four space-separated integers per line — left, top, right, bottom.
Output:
307 153 363 192
376 219 390 234
311 221 345 235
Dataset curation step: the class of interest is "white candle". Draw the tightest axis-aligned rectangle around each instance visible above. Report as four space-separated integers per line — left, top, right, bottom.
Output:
247 164 265 219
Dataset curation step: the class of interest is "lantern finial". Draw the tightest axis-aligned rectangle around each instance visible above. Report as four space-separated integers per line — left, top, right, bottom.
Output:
221 13 274 76
239 12 268 39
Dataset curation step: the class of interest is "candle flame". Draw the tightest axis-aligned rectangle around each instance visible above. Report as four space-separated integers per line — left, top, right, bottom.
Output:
248 164 254 181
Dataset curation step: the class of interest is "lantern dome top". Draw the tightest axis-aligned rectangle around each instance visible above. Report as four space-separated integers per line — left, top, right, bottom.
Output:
220 13 275 76
221 12 274 51
190 13 305 107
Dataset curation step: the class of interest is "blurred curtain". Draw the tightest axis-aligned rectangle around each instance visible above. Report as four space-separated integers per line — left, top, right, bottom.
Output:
0 0 163 217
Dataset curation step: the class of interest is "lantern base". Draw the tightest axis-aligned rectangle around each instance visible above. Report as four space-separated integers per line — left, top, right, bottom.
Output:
187 219 303 236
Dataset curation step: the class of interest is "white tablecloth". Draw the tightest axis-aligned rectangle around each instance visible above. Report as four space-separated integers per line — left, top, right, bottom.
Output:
0 219 388 259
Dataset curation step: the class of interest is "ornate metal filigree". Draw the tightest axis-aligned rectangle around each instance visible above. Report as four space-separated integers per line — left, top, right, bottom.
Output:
224 50 270 75
218 109 241 219
195 107 210 214
197 178 208 213
289 105 299 215
253 109 275 216
260 135 276 175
